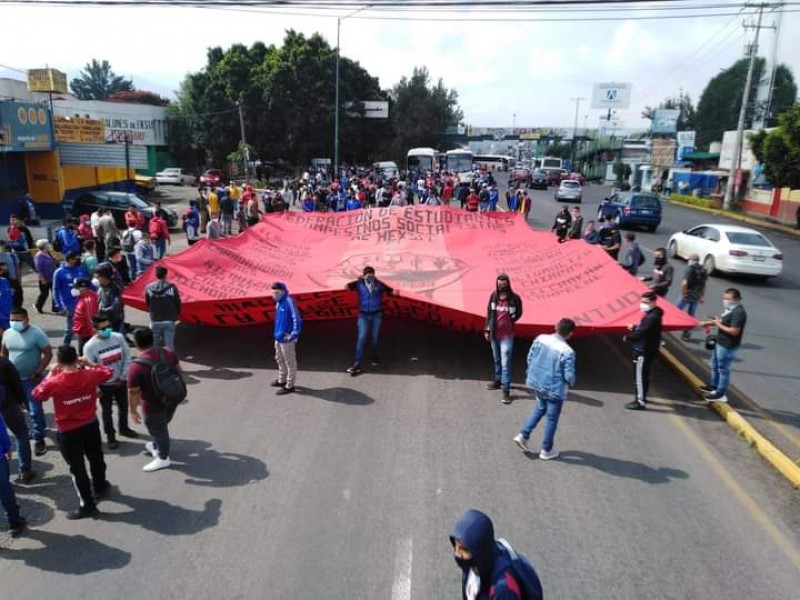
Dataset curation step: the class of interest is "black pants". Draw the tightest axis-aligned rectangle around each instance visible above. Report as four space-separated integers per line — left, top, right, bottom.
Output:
35 281 53 312
632 353 653 404
10 278 22 311
99 383 129 438
1 403 31 473
144 406 175 460
57 420 107 510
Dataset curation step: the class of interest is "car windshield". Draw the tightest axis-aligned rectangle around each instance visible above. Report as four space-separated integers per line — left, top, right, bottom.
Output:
726 232 771 247
562 181 580 189
633 195 660 209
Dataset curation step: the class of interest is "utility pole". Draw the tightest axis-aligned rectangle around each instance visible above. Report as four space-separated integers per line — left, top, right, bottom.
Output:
237 97 249 183
724 3 767 210
570 97 584 168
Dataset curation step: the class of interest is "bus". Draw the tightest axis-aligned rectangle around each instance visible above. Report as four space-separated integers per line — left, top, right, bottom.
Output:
540 156 563 170
445 149 474 182
474 154 512 172
406 148 441 174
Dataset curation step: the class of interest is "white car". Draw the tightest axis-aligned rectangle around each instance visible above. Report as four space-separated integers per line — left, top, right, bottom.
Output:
667 224 783 278
155 168 197 186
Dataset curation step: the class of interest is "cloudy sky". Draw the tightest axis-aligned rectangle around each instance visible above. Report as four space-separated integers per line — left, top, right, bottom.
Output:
0 1 798 131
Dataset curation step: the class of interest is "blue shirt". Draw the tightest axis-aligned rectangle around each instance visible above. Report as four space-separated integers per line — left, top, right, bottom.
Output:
2 324 50 379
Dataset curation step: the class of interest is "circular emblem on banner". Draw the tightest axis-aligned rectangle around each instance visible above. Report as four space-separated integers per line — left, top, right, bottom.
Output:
37 108 47 125
17 106 27 124
28 108 37 124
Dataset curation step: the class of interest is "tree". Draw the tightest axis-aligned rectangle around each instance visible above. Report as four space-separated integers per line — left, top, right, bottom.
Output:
695 58 797 151
107 90 169 106
641 92 696 132
749 106 800 189
545 142 572 159
70 59 134 100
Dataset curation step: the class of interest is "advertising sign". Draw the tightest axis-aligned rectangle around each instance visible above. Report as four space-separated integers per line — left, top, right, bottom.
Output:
651 139 677 167
54 117 105 143
676 130 696 162
719 130 757 171
27 68 68 94
591 82 632 109
0 101 54 152
652 109 681 134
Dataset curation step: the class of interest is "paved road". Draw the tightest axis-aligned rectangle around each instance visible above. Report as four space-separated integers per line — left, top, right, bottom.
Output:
502 179 800 461
1 245 798 597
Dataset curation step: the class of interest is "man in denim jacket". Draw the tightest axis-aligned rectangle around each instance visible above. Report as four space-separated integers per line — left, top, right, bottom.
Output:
513 318 576 460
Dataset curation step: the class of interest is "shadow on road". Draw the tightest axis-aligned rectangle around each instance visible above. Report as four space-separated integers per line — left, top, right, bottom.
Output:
101 494 222 536
558 450 690 484
2 529 131 574
182 367 254 384
170 439 269 488
296 386 375 406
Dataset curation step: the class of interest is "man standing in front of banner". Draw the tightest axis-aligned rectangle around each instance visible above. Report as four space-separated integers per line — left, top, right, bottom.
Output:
484 274 523 404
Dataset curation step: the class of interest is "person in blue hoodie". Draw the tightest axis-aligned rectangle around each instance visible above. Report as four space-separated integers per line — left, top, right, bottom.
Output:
345 266 394 376
345 194 362 211
53 218 81 255
52 251 90 344
270 281 302 395
0 412 27 539
450 509 543 600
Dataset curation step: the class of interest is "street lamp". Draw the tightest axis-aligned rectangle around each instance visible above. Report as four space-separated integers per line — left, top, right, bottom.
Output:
334 4 371 180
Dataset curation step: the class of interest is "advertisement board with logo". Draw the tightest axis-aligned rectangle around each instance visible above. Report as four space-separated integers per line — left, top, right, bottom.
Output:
676 130 696 162
0 101 54 152
591 82 632 109
652 109 681 134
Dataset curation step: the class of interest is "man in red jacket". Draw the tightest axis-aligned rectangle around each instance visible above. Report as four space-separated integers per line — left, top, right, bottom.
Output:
32 345 113 520
148 214 170 259
72 278 99 355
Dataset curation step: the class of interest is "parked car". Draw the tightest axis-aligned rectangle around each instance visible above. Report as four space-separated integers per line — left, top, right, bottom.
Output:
509 167 532 187
63 191 179 230
530 170 548 190
597 192 662 232
554 180 583 202
155 167 197 186
199 169 226 187
667 224 783 278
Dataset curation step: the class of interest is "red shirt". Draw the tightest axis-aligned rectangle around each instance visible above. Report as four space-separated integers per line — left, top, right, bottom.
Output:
128 347 179 411
494 297 514 340
466 193 480 212
72 291 99 338
125 210 144 229
443 185 454 201
32 366 113 432
149 216 170 241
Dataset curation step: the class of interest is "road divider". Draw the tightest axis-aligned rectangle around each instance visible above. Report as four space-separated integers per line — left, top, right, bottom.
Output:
664 197 800 238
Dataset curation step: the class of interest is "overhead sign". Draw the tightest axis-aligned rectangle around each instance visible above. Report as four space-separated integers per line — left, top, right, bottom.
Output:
652 109 681 134
54 117 105 143
27 68 68 94
591 82 632 109
123 206 696 334
651 139 677 167
0 101 54 152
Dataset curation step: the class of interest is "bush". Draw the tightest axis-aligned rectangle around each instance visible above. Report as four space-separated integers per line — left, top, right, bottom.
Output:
667 194 718 209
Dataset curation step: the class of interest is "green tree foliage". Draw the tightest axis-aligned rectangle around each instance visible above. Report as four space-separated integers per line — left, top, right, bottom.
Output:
70 59 134 101
748 106 800 189
695 58 797 151
641 91 696 132
168 32 462 169
545 142 572 159
107 90 169 106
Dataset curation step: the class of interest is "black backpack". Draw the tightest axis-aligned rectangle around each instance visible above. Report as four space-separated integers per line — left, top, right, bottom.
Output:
133 348 187 410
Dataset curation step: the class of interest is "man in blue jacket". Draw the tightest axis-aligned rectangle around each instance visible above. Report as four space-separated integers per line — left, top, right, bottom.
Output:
1 412 27 539
450 509 543 600
270 281 302 395
345 266 395 376
513 319 577 460
52 251 90 344
53 218 81 255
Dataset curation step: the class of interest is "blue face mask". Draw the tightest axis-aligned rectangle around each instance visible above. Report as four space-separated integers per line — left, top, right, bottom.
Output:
98 327 112 339
9 320 25 332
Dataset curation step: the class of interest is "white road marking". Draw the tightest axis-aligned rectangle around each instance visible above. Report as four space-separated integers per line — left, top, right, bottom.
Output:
391 537 413 600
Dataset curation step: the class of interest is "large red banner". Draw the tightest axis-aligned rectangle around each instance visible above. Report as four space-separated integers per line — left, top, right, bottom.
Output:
123 206 696 337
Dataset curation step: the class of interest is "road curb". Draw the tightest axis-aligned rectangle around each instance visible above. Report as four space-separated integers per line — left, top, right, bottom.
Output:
659 345 800 488
665 198 800 238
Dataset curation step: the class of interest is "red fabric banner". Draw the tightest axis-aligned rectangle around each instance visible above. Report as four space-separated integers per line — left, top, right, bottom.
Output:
123 206 697 337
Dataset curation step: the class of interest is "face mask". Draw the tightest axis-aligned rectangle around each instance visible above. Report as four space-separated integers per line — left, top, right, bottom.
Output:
640 302 652 312
654 256 666 266
70 288 81 297
454 556 477 572
9 320 25 332
723 300 736 310
91 278 100 288
98 327 112 339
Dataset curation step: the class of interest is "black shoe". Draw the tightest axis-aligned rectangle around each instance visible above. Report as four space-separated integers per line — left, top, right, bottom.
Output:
9 516 27 538
501 391 512 404
118 427 139 439
699 385 714 393
486 381 501 390
346 363 362 375
680 331 692 341
33 440 47 456
107 437 120 450
15 470 36 484
625 401 646 410
270 380 286 388
275 386 295 395
93 481 112 502
66 506 99 520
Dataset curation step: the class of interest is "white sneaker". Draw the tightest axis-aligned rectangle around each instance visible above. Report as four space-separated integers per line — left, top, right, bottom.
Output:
143 457 171 472
513 434 530 452
144 442 158 458
539 448 560 460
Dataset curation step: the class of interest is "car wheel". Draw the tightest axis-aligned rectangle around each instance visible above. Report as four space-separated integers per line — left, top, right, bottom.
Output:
668 240 678 258
703 255 716 275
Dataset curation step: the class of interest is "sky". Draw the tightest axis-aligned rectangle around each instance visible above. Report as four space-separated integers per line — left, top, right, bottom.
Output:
0 1 798 133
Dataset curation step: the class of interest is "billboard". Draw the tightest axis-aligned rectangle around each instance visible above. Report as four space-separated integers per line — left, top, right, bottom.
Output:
591 82 632 109
0 101 54 152
54 117 105 143
652 109 681 134
651 139 677 167
719 130 757 171
676 130 696 162
27 68 68 94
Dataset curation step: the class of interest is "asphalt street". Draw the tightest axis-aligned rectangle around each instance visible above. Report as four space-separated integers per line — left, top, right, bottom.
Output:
0 184 798 598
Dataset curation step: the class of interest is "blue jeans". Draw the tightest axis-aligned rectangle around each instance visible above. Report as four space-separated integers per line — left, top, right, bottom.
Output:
152 320 176 351
0 456 21 527
62 307 74 345
520 393 564 452
490 337 514 392
23 376 46 442
126 251 138 279
155 239 166 259
711 344 738 395
354 312 382 365
676 298 699 317
2 404 32 472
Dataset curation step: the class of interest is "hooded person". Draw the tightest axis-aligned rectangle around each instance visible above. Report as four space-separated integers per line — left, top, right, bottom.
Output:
270 281 302 395
450 509 543 600
484 274 523 403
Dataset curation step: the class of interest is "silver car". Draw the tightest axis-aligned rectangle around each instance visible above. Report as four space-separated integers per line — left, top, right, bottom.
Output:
555 179 583 202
